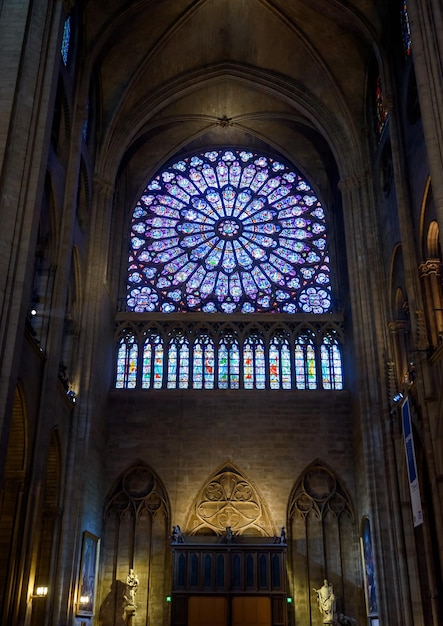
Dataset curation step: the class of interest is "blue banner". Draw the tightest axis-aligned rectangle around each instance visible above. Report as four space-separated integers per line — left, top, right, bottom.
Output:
401 398 423 527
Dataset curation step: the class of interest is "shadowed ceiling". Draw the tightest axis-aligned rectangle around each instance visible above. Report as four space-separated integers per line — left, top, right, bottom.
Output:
82 0 385 207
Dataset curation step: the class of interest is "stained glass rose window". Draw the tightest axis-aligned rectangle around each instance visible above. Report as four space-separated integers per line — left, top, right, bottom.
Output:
127 149 331 313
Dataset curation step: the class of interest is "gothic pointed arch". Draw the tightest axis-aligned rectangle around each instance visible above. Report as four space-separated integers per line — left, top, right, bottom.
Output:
186 464 275 537
287 460 362 622
99 463 171 626
0 385 28 623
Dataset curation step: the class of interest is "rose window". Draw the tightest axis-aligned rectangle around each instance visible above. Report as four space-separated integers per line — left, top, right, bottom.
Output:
127 149 331 314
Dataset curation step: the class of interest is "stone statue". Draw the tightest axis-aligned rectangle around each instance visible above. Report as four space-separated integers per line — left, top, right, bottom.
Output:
280 526 287 543
170 525 185 543
313 579 336 624
225 526 233 543
122 568 139 620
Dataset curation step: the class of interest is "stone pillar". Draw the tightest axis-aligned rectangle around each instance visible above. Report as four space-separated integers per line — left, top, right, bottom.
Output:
407 0 443 233
0 0 62 479
419 259 443 348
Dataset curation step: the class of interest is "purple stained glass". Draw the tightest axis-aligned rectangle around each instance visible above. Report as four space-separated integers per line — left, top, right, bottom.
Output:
127 149 331 313
401 1 412 57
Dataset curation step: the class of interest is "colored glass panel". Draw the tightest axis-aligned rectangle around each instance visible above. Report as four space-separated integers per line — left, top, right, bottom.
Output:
321 334 343 390
153 342 164 388
142 334 163 388
281 341 291 389
116 333 138 388
127 149 331 313
167 335 189 388
61 17 71 65
375 74 388 138
401 1 412 57
269 342 280 389
295 336 317 389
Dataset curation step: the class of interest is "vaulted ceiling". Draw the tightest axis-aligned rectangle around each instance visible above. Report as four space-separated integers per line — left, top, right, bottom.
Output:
82 0 387 206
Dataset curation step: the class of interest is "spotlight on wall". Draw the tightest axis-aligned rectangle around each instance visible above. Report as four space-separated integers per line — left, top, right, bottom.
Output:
30 308 37 316
33 586 48 598
66 389 76 402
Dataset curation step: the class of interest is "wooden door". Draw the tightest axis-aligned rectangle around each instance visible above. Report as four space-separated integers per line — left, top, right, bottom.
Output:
232 596 271 626
188 596 228 626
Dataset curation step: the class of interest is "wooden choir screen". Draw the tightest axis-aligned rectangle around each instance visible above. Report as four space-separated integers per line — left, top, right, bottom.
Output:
171 538 287 626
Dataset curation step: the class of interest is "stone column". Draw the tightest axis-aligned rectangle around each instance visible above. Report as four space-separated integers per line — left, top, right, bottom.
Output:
407 0 443 233
0 0 63 478
418 260 443 348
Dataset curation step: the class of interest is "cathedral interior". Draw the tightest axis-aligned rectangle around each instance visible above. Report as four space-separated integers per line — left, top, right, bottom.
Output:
1 1 443 625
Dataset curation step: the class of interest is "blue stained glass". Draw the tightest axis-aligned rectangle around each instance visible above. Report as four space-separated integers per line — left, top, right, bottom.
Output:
295 336 317 389
321 334 343 390
269 343 280 389
61 17 71 66
142 334 163 388
115 333 138 388
127 149 331 313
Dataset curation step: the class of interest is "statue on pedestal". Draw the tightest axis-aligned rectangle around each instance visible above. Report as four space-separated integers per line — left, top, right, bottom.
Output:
313 579 336 624
122 568 139 621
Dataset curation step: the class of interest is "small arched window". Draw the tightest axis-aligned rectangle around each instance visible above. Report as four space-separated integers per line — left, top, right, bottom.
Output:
193 334 215 389
400 1 412 58
295 332 317 389
116 331 138 388
218 333 240 389
61 16 71 65
167 332 189 389
243 334 266 389
269 334 291 389
321 332 343 389
142 333 164 389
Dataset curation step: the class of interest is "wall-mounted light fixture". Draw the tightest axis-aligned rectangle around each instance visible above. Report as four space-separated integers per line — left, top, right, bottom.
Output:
79 595 90 604
33 586 48 598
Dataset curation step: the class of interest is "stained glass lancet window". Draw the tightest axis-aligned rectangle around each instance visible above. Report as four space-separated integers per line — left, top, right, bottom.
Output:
116 331 138 388
321 332 343 390
218 333 240 389
61 16 71 66
375 75 388 139
127 149 331 314
295 332 317 389
243 334 266 389
142 333 163 389
401 1 412 58
167 333 189 389
269 334 291 389
193 334 215 389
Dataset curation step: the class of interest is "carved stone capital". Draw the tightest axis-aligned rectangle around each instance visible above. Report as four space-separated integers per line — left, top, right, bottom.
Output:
419 259 441 277
388 320 409 335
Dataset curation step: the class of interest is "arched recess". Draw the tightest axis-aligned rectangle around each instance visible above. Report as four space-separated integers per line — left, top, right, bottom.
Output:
30 429 62 626
287 461 363 624
98 463 170 626
186 464 275 537
60 246 82 396
419 180 443 348
0 385 28 623
387 245 413 394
